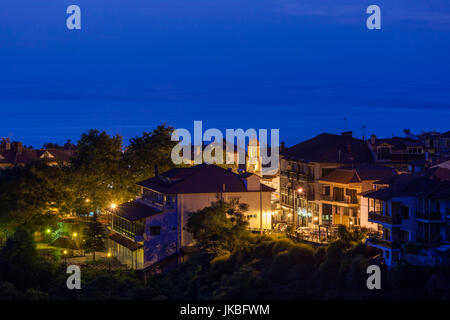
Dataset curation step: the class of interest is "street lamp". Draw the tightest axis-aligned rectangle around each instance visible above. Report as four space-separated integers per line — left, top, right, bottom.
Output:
295 187 305 227
107 252 112 271
62 250 68 266
110 203 117 210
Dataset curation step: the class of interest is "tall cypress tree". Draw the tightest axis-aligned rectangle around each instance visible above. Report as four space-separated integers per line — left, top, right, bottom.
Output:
83 212 107 261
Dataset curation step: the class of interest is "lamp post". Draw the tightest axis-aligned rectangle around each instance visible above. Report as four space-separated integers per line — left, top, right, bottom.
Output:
296 188 304 227
62 250 68 266
107 252 112 272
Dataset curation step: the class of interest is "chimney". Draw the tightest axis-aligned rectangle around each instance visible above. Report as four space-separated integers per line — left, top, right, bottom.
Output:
370 134 376 145
154 165 158 177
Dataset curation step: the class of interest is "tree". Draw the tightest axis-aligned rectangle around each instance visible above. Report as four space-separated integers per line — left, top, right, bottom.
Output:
0 227 56 290
122 124 178 185
70 129 130 213
83 213 107 261
186 198 251 257
336 225 368 247
0 163 71 232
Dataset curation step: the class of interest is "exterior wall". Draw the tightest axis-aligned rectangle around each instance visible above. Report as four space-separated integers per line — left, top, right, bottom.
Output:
261 176 280 202
142 208 178 269
178 191 272 248
109 240 144 269
360 196 379 230
141 190 272 269
280 158 341 226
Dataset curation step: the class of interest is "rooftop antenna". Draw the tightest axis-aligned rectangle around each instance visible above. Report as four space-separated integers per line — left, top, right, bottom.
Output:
360 125 367 140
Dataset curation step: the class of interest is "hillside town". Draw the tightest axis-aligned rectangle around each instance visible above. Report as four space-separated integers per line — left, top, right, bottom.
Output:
1 127 449 277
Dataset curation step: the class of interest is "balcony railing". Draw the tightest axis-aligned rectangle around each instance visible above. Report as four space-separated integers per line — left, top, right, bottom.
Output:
321 194 358 204
367 237 400 249
416 212 443 221
368 212 401 225
280 170 314 182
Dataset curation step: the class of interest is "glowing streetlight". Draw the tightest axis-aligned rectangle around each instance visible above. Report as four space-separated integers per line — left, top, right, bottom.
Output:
85 198 90 203
72 232 77 238
107 252 112 271
110 203 117 210
297 187 304 193
46 228 51 234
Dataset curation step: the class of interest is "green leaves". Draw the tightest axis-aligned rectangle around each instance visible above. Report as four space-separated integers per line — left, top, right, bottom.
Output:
83 213 107 257
186 198 251 257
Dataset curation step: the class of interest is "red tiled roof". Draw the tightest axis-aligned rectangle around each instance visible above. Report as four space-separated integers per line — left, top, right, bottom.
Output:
137 164 274 194
281 133 374 164
112 199 162 221
0 148 71 165
365 167 450 200
373 137 423 149
320 165 397 184
108 232 143 251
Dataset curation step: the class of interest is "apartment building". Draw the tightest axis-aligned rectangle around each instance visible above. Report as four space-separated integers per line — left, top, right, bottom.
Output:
279 132 374 227
364 166 450 267
107 164 274 271
318 165 397 228
368 134 426 171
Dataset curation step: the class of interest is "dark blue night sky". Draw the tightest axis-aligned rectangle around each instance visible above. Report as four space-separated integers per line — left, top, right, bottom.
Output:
0 0 449 147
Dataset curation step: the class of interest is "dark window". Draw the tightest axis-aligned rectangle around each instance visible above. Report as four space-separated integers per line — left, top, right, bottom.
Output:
377 147 390 160
149 226 161 236
401 206 409 219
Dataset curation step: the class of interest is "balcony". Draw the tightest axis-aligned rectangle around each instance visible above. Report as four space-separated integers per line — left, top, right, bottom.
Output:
367 237 400 249
280 170 314 182
416 211 443 222
321 194 358 205
368 211 401 225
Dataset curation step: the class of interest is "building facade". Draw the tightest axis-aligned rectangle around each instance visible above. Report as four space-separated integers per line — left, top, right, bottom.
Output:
318 165 397 228
364 167 450 267
279 132 374 227
107 164 274 271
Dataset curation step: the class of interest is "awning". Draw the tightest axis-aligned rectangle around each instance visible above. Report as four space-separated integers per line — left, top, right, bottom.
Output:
109 232 143 251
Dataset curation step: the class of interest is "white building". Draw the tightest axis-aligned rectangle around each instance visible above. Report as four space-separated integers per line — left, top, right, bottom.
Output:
364 167 450 267
107 164 274 271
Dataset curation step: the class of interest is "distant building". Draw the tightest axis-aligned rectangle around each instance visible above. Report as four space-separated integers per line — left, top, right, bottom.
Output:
180 140 244 172
107 164 274 271
0 139 72 169
420 130 450 155
368 134 426 171
280 132 374 227
364 167 450 267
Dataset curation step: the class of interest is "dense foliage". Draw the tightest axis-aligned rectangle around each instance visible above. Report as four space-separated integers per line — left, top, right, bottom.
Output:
0 124 176 235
